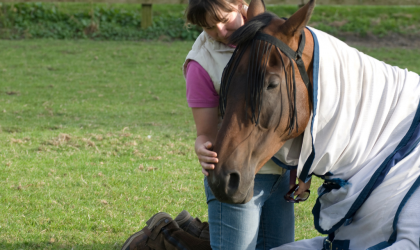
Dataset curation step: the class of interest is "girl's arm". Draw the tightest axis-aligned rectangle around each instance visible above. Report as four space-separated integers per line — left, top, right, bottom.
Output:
192 107 219 176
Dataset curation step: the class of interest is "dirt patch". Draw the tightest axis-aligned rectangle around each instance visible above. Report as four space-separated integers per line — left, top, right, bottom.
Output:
337 32 420 49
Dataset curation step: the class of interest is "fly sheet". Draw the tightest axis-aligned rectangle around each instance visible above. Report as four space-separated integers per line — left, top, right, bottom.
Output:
273 27 420 250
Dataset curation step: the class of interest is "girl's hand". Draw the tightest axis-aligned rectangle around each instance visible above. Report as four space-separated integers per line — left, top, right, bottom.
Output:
294 178 311 196
195 141 218 176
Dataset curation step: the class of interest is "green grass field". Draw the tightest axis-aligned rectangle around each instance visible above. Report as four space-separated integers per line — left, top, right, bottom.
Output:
0 39 419 249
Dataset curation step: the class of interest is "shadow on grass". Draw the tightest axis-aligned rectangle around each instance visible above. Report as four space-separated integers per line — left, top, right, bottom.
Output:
0 242 122 250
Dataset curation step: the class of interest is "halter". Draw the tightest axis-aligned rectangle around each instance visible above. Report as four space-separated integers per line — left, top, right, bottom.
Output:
254 30 313 103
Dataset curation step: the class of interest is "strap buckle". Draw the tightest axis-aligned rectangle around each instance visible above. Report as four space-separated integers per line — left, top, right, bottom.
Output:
324 238 333 250
323 237 350 250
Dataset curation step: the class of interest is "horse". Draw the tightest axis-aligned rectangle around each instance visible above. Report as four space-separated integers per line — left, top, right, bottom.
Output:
207 0 420 249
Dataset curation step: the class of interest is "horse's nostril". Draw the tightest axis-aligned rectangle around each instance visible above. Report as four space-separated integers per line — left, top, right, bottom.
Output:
227 173 240 194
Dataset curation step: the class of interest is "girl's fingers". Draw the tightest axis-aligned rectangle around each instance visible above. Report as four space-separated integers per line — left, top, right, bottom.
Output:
197 146 217 157
198 155 218 164
200 162 215 170
199 142 217 156
196 142 218 176
295 178 311 196
204 141 213 150
294 186 306 196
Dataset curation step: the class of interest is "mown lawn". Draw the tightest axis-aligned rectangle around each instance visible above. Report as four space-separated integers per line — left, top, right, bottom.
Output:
0 39 419 249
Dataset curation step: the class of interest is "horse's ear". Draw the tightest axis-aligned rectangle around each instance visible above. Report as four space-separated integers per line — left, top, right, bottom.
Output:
247 0 266 21
280 0 315 36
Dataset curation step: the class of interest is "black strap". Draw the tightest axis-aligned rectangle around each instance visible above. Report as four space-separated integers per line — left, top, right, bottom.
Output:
323 236 350 250
295 32 313 102
255 32 297 60
254 31 312 103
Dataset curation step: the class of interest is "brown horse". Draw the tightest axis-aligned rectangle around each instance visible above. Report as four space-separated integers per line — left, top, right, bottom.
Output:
206 0 420 248
207 0 315 204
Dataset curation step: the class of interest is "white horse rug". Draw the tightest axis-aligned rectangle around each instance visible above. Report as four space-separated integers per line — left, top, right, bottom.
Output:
272 27 420 250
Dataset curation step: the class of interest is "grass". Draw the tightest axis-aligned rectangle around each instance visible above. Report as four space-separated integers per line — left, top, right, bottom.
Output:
0 40 201 249
0 39 419 249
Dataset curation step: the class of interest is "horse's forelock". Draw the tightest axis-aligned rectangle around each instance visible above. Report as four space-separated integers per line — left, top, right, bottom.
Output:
220 12 277 118
228 12 276 46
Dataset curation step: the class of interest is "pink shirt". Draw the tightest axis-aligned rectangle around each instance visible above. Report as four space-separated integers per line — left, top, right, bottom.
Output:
185 60 219 108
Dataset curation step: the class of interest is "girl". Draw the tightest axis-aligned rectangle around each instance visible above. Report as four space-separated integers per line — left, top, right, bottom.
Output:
183 0 294 249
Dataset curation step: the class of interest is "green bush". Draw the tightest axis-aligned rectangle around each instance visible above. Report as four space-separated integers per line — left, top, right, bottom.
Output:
0 3 419 40
0 2 202 40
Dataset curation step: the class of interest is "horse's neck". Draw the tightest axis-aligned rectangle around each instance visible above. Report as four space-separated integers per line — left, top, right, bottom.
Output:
303 28 315 88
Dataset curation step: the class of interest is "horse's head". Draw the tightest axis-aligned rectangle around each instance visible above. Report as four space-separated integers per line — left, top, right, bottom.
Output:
208 0 315 204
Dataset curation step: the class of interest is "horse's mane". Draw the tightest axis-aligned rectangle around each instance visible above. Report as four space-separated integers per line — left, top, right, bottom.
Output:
229 12 276 46
220 12 298 134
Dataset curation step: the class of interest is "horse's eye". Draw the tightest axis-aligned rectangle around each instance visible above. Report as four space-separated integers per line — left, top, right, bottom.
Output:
267 81 279 90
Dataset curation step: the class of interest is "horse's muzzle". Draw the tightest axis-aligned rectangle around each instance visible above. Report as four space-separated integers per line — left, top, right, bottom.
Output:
207 169 254 204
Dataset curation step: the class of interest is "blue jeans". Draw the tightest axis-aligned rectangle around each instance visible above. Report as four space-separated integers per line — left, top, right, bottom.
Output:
204 172 295 250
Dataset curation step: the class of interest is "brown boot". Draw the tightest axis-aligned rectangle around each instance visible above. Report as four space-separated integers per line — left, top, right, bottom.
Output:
146 212 211 250
121 212 173 250
174 210 210 241
122 212 212 250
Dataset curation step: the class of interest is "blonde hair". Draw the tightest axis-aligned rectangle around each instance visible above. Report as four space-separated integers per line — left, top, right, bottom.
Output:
186 0 248 28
